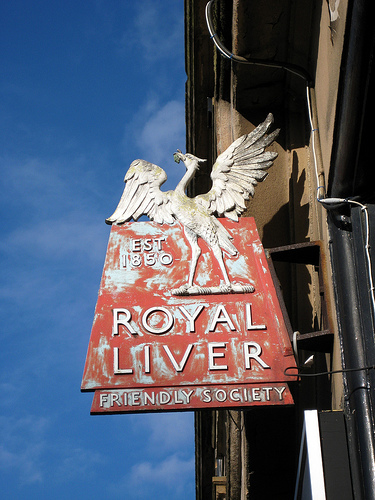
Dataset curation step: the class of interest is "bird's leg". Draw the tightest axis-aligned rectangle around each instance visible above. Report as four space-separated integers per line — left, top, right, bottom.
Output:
187 235 201 287
171 228 202 295
212 245 231 288
182 226 202 287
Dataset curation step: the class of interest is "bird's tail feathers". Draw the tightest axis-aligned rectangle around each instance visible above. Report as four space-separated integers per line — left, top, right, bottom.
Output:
214 219 238 255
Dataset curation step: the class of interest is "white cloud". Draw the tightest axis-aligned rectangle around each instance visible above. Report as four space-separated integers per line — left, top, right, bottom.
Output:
132 412 194 453
119 1 184 64
54 445 105 482
123 98 186 192
0 443 44 485
0 214 107 264
114 453 195 499
1 154 105 216
0 415 49 484
0 153 109 382
0 413 107 492
137 100 185 164
0 153 111 268
111 413 195 499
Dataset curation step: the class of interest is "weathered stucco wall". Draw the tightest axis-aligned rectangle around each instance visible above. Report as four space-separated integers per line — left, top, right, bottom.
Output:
187 1 351 498
310 0 349 410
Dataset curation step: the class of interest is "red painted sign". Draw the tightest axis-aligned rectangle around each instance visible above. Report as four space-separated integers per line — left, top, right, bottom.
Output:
82 218 297 413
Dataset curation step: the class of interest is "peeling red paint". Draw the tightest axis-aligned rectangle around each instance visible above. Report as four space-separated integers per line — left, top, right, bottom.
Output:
82 218 297 413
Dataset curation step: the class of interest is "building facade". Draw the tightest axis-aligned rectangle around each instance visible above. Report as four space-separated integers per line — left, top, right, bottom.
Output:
185 1 375 498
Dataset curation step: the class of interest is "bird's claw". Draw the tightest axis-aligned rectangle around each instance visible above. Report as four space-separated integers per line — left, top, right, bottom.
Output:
171 284 191 296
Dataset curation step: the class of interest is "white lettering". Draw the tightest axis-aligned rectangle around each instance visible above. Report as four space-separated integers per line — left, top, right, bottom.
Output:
144 392 155 405
160 253 173 265
263 387 272 400
112 308 137 335
202 389 212 402
159 391 171 404
113 347 133 374
143 238 153 251
131 254 142 266
100 393 108 407
144 253 156 266
154 237 166 251
142 307 174 334
163 344 194 371
110 392 121 407
208 342 228 370
252 388 261 401
181 389 194 403
274 386 286 400
230 389 241 401
178 305 205 332
97 386 287 410
132 239 141 252
209 305 236 331
215 389 227 402
174 391 183 404
144 345 150 373
246 304 266 330
243 342 270 369
132 392 141 405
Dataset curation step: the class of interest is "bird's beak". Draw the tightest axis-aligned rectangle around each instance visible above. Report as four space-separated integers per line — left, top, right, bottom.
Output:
173 149 185 163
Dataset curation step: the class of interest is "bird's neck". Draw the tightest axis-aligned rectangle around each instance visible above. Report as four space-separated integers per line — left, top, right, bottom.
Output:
175 166 196 194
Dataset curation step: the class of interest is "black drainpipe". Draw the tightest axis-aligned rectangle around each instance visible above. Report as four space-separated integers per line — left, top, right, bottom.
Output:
328 1 375 498
329 214 375 500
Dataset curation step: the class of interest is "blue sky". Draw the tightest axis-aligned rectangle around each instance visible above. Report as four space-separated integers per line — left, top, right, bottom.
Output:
0 1 195 499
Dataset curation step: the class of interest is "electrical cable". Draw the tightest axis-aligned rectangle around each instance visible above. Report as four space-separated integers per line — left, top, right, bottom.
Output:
205 0 375 322
205 0 312 84
284 364 375 378
286 364 374 403
204 6 375 492
205 0 375 343
205 0 325 202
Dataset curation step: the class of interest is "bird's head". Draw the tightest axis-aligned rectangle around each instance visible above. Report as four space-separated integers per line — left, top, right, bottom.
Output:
173 150 207 170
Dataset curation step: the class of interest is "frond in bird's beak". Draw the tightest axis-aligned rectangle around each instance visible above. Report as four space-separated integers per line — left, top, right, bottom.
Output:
174 150 207 166
173 149 185 163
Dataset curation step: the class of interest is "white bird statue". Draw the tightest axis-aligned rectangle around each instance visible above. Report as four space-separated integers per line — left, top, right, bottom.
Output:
106 113 279 295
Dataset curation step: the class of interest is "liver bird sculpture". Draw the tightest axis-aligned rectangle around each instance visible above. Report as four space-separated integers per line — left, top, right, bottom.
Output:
106 113 279 295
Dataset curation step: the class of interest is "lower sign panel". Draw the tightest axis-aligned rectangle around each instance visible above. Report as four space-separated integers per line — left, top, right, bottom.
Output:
82 218 297 413
91 383 294 414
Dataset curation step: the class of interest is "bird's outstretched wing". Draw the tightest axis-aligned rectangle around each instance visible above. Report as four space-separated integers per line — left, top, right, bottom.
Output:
195 113 279 221
105 159 174 225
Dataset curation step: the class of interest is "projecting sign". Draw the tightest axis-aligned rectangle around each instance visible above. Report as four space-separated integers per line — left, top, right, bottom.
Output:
82 114 297 413
81 218 297 414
